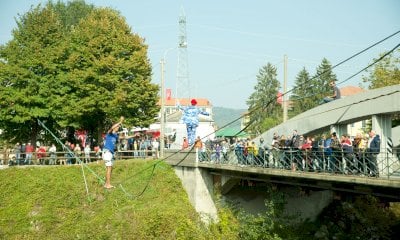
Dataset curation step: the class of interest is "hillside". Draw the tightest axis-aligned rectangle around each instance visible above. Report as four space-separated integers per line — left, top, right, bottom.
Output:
0 160 235 239
213 107 246 130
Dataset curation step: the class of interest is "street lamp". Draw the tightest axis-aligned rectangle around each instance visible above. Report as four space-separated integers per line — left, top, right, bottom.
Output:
160 47 176 158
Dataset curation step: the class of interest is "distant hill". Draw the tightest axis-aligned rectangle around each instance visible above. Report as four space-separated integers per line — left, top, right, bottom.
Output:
213 106 247 130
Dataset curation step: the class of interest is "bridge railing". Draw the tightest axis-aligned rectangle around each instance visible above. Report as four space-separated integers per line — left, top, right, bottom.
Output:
197 147 400 180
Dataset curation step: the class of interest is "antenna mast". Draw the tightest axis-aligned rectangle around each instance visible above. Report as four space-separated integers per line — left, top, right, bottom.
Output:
176 7 190 103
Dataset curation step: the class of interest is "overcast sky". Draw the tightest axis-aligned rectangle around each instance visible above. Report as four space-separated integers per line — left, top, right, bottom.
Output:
1 0 399 109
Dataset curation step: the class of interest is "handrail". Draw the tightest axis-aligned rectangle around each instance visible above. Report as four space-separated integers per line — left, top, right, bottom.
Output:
197 146 400 180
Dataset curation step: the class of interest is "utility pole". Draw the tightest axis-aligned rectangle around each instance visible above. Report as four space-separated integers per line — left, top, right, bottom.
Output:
283 54 288 122
160 58 165 158
160 47 176 158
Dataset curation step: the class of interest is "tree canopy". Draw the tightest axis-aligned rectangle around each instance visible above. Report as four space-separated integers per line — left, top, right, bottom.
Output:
363 49 400 89
0 1 159 144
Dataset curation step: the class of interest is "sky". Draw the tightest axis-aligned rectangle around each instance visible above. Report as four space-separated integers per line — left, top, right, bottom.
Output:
0 0 399 109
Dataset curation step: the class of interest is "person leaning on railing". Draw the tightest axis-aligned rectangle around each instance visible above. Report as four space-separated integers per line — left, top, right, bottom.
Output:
329 132 341 173
366 130 381 177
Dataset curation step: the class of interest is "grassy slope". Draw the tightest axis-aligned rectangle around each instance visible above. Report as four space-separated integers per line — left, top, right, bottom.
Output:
0 160 213 239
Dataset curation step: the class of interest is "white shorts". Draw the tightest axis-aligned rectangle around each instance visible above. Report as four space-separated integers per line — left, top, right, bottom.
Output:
102 150 113 167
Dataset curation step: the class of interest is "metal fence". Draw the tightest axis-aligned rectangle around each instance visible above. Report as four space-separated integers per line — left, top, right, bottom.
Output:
197 146 400 179
3 145 400 180
2 149 158 166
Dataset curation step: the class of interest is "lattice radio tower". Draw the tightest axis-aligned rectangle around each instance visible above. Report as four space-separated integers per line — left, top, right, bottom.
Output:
176 7 190 103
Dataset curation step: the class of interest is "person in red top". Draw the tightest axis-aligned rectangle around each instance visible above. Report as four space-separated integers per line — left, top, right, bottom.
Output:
341 134 353 174
24 142 34 165
182 137 189 149
300 136 313 170
37 146 47 165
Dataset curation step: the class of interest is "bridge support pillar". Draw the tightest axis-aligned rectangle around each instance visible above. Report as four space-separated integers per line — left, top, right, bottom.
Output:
371 114 394 177
173 166 218 223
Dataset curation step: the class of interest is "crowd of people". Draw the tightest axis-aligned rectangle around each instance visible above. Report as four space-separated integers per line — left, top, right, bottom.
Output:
4 134 161 166
4 141 103 166
195 129 384 177
1 124 387 179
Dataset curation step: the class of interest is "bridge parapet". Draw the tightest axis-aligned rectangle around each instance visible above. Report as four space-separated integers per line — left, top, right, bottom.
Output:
164 149 197 167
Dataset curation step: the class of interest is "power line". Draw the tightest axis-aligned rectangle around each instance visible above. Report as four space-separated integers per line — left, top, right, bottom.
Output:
190 24 368 48
109 30 400 199
291 42 400 102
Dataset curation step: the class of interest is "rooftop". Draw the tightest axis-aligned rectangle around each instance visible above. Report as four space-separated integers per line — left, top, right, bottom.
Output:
159 98 212 107
340 86 366 97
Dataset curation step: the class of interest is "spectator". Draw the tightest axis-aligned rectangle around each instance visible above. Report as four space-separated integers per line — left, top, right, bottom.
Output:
20 143 26 163
24 142 34 165
84 144 91 163
321 80 341 104
152 138 159 158
182 137 189 149
341 134 353 173
37 145 47 165
194 136 203 150
94 145 102 164
215 143 222 163
14 143 21 165
49 143 57 165
221 140 229 163
367 130 380 177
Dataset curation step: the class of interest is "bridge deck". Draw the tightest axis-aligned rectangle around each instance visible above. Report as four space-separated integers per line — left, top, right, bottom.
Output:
165 149 400 200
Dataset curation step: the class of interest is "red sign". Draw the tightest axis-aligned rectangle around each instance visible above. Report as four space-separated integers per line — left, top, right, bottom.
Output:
277 92 283 104
166 88 172 100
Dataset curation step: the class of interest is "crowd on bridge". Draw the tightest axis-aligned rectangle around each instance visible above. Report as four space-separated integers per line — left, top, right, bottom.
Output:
195 129 392 178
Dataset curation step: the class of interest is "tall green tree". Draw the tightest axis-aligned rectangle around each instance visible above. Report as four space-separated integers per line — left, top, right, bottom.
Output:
0 1 159 144
362 49 400 89
289 68 312 117
246 63 282 135
0 4 65 144
54 7 158 141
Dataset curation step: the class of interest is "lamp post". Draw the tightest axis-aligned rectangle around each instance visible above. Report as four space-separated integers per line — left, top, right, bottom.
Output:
160 47 175 158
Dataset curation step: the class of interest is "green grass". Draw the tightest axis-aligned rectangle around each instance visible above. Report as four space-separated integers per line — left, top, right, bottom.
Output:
0 160 227 239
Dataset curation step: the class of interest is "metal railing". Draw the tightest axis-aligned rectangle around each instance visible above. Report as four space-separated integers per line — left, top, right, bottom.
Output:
197 146 400 180
2 149 159 166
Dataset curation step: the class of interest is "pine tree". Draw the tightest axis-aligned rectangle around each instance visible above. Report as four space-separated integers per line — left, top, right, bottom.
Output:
311 58 338 108
290 68 312 117
246 63 282 135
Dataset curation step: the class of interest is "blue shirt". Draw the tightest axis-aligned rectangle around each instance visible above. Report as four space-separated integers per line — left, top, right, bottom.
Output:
104 133 118 154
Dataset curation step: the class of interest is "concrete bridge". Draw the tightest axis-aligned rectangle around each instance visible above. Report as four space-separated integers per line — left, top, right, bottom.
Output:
165 148 400 222
164 85 400 222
